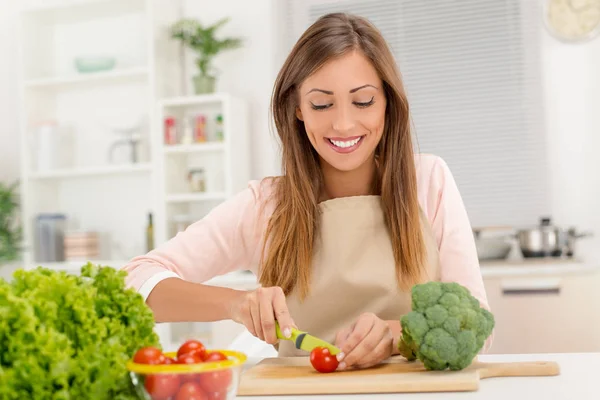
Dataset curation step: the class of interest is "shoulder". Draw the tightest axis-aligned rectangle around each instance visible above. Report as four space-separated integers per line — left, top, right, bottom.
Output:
413 153 457 218
246 177 279 206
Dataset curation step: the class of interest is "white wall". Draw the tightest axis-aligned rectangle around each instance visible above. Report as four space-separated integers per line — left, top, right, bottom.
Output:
541 18 600 261
181 0 284 179
0 0 20 184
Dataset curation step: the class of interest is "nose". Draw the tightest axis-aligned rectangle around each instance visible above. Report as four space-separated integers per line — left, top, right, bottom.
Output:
332 104 355 134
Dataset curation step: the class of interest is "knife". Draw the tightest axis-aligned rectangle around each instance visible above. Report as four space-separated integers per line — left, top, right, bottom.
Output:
275 321 341 355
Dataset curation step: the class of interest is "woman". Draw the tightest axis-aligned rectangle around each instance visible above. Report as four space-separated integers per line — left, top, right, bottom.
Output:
122 12 491 371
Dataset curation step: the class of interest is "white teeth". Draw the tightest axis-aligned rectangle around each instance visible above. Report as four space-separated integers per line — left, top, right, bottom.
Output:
329 137 361 148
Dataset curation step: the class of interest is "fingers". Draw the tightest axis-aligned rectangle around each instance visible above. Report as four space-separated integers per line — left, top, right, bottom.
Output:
354 333 393 369
258 288 278 344
334 326 352 349
337 313 393 370
236 287 293 344
249 294 264 341
271 287 295 338
338 314 374 365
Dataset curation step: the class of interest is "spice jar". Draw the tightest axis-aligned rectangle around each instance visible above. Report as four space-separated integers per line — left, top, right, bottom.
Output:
188 168 206 192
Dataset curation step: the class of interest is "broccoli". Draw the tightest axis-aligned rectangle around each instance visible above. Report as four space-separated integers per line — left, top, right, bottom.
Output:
397 281 495 371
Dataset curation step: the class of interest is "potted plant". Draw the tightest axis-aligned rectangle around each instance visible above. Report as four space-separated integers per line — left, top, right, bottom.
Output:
0 182 22 278
171 17 243 94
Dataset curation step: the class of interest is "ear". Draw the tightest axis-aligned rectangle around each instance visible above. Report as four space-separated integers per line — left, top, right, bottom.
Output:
296 106 304 121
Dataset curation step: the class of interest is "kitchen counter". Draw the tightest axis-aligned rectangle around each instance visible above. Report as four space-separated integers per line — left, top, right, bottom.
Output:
238 352 599 399
479 257 600 277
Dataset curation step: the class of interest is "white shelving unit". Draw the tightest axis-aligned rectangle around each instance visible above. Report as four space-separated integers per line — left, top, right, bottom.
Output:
154 94 250 245
16 0 253 351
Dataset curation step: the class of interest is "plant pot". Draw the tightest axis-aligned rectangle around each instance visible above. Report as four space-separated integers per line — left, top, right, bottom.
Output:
193 74 216 94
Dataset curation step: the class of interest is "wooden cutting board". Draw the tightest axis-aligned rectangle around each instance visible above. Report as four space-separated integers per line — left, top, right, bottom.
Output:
237 356 560 396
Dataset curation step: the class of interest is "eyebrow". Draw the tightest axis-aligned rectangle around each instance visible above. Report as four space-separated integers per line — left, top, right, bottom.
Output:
306 84 377 95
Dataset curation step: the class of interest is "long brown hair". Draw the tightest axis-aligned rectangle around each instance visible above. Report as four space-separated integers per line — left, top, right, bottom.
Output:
259 12 426 300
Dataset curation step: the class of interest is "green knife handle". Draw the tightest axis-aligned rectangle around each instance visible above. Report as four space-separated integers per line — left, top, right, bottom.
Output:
275 321 302 340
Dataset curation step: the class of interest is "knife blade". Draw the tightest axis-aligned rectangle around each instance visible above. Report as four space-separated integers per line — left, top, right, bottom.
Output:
275 321 341 355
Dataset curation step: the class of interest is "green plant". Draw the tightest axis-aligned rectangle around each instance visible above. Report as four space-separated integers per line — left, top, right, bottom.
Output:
0 181 21 263
170 17 243 78
0 263 160 399
397 281 495 371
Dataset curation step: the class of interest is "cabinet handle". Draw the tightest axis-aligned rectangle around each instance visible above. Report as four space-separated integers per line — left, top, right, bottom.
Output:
502 288 560 296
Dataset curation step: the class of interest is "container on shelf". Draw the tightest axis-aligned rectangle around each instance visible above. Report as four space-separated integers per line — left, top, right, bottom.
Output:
64 231 100 261
164 117 177 145
35 213 67 263
194 114 207 143
74 56 116 73
188 168 206 192
215 114 224 141
31 121 74 172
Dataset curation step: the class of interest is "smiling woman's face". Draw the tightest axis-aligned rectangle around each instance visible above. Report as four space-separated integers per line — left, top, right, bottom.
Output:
296 50 387 173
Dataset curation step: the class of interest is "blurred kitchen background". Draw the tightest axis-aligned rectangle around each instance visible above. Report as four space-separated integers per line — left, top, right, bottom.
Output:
1 0 599 357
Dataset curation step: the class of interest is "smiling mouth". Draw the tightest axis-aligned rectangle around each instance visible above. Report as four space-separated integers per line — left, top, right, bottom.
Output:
325 136 365 153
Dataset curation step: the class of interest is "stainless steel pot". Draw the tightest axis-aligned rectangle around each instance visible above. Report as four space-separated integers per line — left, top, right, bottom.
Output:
516 217 593 258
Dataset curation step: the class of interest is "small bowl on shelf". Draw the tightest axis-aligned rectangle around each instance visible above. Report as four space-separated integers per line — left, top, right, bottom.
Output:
127 349 247 400
74 56 116 73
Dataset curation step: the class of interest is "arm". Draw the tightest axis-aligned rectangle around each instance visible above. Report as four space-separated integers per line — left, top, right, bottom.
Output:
424 156 494 351
121 181 270 323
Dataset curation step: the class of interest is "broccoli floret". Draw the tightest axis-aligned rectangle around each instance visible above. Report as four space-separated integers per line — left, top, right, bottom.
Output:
398 281 494 371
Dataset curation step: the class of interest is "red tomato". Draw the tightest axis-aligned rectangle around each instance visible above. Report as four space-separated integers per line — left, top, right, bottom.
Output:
206 391 227 400
163 356 177 365
176 382 208 400
177 352 204 383
199 369 232 393
133 347 166 365
144 374 181 400
203 352 227 362
310 347 339 373
177 340 206 360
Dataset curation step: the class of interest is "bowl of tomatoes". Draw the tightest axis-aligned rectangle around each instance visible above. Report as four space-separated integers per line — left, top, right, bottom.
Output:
127 339 247 400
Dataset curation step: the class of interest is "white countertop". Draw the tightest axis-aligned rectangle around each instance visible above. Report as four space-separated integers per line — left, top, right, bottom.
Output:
204 258 600 289
238 352 599 399
479 257 600 277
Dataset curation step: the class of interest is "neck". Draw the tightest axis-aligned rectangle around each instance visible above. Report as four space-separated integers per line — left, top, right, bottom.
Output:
320 157 377 201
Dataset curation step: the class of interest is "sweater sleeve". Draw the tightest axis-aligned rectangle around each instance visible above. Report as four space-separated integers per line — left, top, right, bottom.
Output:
121 180 272 301
418 154 494 352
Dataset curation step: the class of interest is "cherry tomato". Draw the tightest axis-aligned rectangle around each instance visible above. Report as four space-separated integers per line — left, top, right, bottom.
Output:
144 374 181 400
177 340 207 360
310 347 339 373
206 391 227 400
163 356 177 365
204 351 228 362
133 347 166 365
176 382 208 400
199 369 232 393
177 352 204 383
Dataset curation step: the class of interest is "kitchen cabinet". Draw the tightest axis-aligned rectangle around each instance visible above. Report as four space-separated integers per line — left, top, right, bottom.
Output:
482 268 600 354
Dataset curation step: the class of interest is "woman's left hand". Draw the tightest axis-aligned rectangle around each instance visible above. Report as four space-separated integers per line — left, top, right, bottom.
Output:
333 312 394 370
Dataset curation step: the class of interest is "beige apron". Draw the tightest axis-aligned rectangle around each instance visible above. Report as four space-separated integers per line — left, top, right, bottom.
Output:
278 195 441 357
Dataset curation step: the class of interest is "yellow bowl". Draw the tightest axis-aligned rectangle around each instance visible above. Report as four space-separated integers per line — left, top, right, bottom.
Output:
127 350 247 400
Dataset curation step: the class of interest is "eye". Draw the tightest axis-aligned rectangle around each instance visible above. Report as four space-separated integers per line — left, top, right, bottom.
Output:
310 103 332 111
354 97 375 108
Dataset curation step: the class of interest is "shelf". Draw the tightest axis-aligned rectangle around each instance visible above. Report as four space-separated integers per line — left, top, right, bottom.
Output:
29 163 152 180
160 94 228 108
21 0 145 18
166 192 227 203
164 142 225 154
24 67 148 89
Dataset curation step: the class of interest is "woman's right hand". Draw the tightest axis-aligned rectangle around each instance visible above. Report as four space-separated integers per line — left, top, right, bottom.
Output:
229 286 296 344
